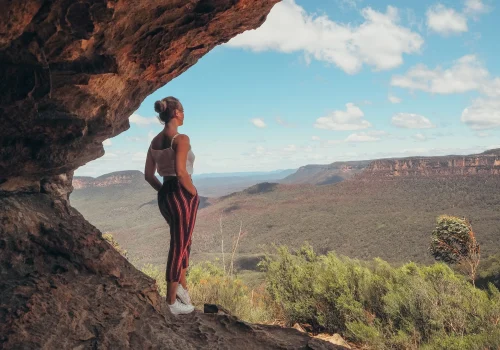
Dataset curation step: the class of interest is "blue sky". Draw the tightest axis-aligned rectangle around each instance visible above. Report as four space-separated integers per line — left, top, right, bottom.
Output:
76 0 500 177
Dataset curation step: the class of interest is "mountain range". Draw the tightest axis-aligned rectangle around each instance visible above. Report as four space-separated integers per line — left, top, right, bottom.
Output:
71 149 500 268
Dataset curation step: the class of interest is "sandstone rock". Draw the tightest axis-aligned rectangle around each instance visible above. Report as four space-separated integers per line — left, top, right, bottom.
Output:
307 338 351 350
0 0 280 189
315 334 352 349
0 192 340 349
358 150 500 179
293 323 307 333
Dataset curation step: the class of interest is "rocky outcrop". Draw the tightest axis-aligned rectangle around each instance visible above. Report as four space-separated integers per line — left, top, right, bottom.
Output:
0 0 279 190
73 170 143 189
0 193 344 349
0 1 343 349
358 149 500 179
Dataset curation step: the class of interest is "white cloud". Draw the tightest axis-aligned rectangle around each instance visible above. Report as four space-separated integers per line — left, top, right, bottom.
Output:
414 133 427 141
461 98 500 129
426 4 468 36
129 113 159 125
312 136 321 141
226 1 423 74
325 130 386 144
102 152 117 159
464 0 490 16
475 131 490 137
284 144 297 152
314 103 371 130
406 8 425 31
391 55 499 96
103 139 112 146
327 140 344 145
131 152 147 162
126 136 142 142
392 113 435 129
391 55 500 131
346 132 382 142
388 94 402 104
336 0 362 10
251 118 267 128
276 116 294 127
255 146 267 155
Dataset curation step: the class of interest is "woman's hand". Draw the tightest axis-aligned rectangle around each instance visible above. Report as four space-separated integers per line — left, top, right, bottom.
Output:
144 146 162 192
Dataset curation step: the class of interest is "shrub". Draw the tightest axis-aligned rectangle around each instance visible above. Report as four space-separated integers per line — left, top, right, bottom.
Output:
187 261 274 323
141 263 166 296
261 244 500 349
140 260 274 324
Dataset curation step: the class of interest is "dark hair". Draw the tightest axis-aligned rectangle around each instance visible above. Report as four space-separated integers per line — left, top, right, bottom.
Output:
154 96 183 124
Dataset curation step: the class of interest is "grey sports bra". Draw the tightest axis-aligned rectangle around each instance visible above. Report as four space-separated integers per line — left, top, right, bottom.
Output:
150 133 195 176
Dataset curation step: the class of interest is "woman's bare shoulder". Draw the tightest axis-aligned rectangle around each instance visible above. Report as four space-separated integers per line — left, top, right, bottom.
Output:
176 134 190 143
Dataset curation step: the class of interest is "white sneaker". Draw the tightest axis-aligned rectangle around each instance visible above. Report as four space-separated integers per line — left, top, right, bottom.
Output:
168 299 195 315
177 284 192 305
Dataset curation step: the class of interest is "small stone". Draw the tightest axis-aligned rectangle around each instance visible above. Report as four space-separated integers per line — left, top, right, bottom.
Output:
314 333 351 349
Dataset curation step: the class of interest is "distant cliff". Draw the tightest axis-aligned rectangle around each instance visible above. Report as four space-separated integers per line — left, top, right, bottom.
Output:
358 149 500 178
73 170 144 189
281 160 371 185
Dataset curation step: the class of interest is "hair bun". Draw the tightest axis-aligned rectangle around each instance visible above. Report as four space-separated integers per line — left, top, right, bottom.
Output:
154 100 168 113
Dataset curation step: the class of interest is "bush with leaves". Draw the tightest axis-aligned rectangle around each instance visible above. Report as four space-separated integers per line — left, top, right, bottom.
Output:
261 243 500 349
140 263 166 296
140 261 274 324
429 215 481 285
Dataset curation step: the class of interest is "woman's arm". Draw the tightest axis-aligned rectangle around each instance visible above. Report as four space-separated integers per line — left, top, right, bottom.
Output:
173 134 197 196
144 147 162 191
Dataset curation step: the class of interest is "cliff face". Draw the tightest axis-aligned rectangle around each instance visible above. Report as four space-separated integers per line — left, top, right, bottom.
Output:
0 1 345 349
73 170 144 189
359 149 500 179
282 160 371 185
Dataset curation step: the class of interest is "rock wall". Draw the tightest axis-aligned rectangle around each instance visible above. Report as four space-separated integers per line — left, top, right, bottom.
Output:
358 149 500 179
0 0 279 189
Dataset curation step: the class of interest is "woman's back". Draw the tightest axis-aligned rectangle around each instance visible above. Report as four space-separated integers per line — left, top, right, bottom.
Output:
150 133 195 176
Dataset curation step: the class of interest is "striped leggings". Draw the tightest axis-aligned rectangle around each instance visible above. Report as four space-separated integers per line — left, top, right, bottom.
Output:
158 178 200 283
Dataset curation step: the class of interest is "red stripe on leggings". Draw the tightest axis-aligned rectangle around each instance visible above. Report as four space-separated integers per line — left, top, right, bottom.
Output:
158 182 199 283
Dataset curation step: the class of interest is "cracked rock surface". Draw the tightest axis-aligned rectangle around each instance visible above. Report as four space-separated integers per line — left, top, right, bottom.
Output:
0 193 344 349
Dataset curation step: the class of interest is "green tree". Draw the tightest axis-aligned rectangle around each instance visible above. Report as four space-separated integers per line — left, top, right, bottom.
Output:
429 215 480 285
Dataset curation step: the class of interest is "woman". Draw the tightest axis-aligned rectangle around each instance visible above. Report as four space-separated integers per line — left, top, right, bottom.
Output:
144 96 199 315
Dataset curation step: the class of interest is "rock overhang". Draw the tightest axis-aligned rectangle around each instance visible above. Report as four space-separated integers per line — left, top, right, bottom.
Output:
0 0 280 189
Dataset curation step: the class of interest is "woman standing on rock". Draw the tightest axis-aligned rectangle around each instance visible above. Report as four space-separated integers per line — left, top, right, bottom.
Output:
144 96 199 315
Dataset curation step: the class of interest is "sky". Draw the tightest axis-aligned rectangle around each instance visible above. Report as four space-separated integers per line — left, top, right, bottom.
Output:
75 0 500 177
